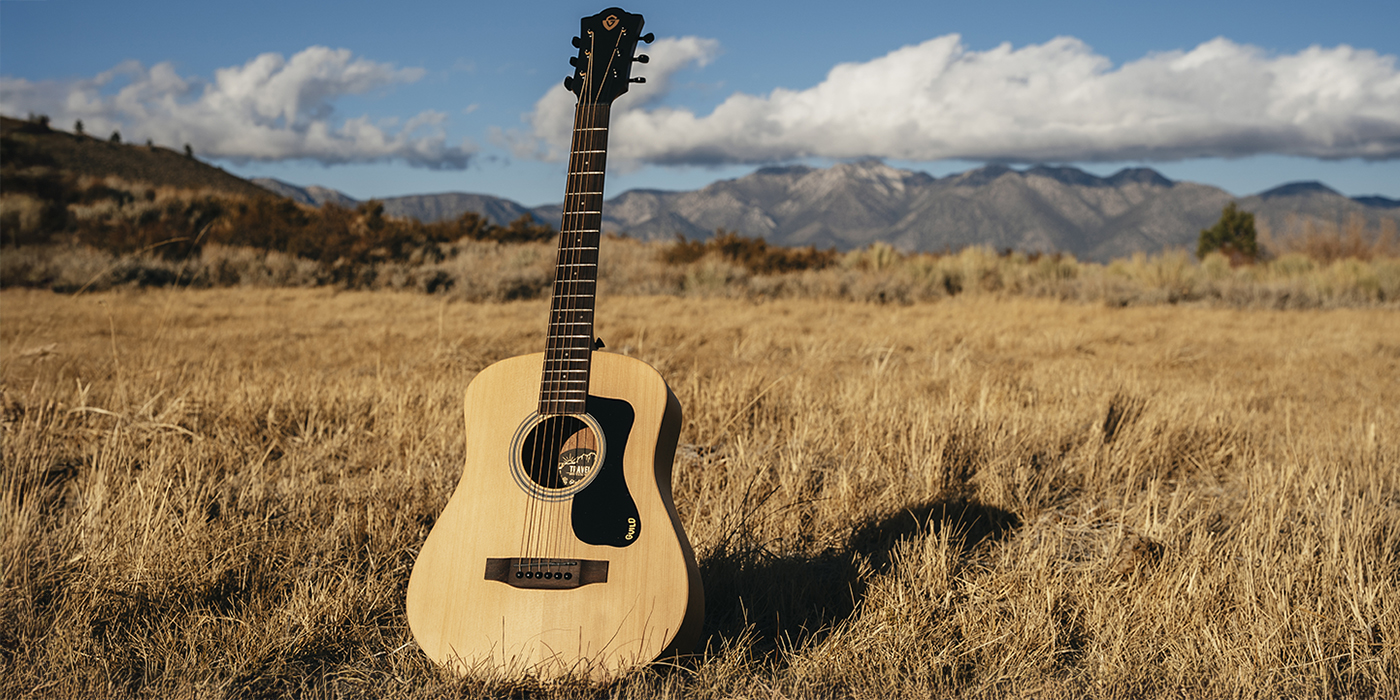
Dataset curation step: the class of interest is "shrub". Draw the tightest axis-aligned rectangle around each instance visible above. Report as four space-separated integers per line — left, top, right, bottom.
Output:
661 229 837 274
1198 202 1258 264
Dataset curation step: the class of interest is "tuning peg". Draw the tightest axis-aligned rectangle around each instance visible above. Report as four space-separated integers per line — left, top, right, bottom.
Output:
634 54 649 63
564 76 576 91
640 32 654 44
569 56 579 67
630 77 646 84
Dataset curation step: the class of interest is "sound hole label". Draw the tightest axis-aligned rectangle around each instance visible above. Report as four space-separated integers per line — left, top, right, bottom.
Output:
511 413 606 499
558 443 598 486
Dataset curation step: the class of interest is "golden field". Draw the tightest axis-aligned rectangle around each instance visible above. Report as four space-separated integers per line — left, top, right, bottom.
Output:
1 285 1397 698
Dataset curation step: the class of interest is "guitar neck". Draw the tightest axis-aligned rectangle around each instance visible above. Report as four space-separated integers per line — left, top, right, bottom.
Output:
539 101 611 415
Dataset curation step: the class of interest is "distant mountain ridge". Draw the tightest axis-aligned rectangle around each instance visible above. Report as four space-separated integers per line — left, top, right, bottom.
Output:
14 113 1389 262
250 178 358 208
251 178 539 228
253 163 1400 262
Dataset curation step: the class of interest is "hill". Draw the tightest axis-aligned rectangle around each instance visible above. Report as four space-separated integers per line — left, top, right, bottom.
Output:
249 178 359 208
249 177 545 228
0 116 273 199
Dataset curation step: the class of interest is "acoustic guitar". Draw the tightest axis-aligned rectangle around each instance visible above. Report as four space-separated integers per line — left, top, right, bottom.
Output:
406 7 704 679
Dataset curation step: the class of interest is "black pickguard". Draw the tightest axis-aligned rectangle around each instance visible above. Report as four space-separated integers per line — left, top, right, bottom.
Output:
571 395 641 547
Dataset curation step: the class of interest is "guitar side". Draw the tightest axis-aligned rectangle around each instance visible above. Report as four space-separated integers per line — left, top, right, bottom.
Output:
406 350 703 679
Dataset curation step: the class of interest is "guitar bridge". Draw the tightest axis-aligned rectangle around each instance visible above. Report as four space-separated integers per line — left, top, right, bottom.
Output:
484 557 608 589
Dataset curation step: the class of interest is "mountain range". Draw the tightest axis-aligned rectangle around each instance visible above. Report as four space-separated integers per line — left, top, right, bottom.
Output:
256 162 1399 261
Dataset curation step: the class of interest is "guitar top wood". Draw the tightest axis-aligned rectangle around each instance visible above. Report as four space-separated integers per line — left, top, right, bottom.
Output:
406 351 703 679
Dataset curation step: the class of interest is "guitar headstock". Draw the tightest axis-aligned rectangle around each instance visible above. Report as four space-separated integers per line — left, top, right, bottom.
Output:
563 7 654 106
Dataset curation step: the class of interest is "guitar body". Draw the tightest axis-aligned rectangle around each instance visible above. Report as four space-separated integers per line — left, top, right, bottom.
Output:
406 351 703 678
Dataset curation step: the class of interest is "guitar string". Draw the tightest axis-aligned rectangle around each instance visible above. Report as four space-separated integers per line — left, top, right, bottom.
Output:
523 51 588 577
558 35 598 571
539 30 593 578
556 30 599 573
522 24 623 580
550 61 591 574
567 74 596 569
564 33 619 569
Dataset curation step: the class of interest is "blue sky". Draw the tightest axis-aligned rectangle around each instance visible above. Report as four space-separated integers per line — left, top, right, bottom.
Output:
3 0 1398 206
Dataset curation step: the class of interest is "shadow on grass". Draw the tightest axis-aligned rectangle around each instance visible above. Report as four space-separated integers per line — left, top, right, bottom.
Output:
697 498 1019 656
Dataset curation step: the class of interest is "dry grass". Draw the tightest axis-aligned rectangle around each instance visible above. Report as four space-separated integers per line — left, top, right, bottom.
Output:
1260 215 1400 264
6 235 1400 310
2 286 1398 698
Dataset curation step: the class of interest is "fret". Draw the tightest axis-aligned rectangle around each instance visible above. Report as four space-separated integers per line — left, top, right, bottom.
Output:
540 102 613 410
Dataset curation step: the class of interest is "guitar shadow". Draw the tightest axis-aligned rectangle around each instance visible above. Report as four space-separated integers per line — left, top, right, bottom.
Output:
695 497 1019 656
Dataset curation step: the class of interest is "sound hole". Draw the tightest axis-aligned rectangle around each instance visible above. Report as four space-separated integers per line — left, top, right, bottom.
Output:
520 415 600 490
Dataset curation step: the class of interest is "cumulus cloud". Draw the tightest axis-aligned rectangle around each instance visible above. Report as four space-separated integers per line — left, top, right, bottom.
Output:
522 34 1400 165
505 36 720 160
0 47 476 168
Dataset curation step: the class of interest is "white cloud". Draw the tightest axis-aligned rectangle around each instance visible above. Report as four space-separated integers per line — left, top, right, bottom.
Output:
521 34 1400 165
504 36 720 161
0 47 476 169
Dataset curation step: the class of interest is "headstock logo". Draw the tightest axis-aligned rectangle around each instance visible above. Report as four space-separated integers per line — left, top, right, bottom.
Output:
602 15 619 31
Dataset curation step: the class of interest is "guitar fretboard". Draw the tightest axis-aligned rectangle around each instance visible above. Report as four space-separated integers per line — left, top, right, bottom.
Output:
539 102 611 415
